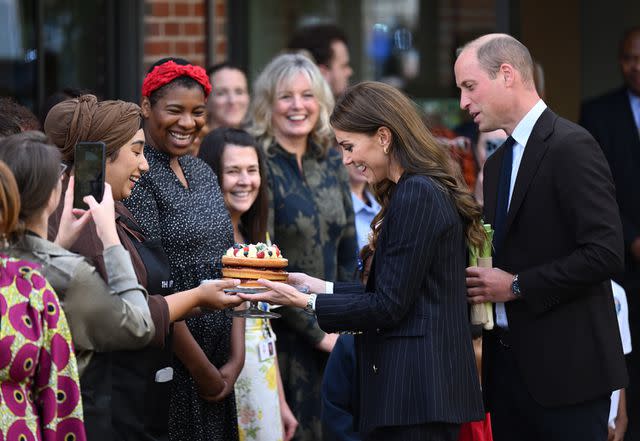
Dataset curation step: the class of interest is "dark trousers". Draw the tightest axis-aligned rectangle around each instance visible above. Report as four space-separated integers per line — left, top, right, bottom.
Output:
486 331 610 441
365 423 460 441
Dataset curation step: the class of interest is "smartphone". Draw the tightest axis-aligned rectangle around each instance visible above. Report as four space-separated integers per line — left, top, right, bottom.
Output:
73 142 106 209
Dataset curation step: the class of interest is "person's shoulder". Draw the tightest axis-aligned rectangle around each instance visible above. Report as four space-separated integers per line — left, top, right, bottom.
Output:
581 87 626 110
395 174 444 205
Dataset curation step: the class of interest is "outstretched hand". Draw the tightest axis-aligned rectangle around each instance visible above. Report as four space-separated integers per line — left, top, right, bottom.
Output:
55 177 92 249
287 272 326 294
237 279 308 308
198 278 243 310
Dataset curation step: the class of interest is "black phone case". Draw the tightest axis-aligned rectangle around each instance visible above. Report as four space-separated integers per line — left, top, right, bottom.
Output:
73 142 106 209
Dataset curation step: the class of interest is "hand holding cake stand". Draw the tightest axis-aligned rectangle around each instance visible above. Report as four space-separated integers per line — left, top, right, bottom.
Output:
220 243 288 319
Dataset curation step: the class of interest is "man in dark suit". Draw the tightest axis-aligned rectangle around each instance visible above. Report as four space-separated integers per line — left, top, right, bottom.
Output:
580 26 640 441
457 34 628 441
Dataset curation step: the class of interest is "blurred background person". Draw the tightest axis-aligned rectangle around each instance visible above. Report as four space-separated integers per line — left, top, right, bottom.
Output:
199 126 298 441
207 62 251 131
191 62 250 157
124 57 243 441
0 159 86 441
0 96 41 131
580 28 640 440
288 24 353 98
45 95 243 441
249 52 358 440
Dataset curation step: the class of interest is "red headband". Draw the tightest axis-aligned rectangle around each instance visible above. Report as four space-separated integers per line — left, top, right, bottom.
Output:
142 61 212 97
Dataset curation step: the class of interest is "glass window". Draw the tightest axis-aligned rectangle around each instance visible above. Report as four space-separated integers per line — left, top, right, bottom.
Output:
244 0 501 129
0 0 108 115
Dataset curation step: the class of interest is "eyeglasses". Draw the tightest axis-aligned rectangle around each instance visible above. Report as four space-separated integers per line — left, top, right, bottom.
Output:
59 163 68 177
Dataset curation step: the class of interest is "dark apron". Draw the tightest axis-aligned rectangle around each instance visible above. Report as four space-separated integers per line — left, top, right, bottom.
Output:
111 214 175 441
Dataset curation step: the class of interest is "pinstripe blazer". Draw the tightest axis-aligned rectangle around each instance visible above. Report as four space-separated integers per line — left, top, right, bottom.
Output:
316 173 484 435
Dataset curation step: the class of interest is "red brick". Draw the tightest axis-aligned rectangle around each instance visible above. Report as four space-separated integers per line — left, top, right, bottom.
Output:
184 21 204 36
216 40 226 56
175 2 189 15
194 2 206 17
194 40 206 54
145 40 170 55
145 22 161 36
215 2 225 17
165 22 180 35
152 2 169 16
175 41 190 55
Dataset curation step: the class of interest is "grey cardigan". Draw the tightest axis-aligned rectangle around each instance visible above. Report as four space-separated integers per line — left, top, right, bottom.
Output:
8 234 155 374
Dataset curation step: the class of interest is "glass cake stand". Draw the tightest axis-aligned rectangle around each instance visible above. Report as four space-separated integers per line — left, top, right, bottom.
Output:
223 286 281 319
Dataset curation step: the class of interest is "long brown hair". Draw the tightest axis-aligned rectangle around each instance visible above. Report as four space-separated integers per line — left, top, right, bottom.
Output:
331 81 484 250
198 127 268 242
0 131 62 238
0 161 20 240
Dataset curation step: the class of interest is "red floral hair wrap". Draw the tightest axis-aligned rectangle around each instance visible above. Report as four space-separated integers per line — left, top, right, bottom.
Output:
142 60 212 97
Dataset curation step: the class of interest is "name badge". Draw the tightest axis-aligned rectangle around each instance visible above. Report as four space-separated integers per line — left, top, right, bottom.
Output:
258 339 276 362
155 366 174 383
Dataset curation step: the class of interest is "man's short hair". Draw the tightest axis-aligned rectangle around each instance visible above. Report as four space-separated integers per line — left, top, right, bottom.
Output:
287 24 348 67
465 35 535 88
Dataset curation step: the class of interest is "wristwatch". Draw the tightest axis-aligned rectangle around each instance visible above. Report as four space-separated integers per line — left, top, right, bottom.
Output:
304 293 317 313
511 274 522 298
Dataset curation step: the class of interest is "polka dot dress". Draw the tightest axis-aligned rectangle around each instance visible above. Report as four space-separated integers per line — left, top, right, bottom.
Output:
124 145 237 441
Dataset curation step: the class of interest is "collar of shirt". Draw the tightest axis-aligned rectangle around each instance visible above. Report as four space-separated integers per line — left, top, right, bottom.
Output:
506 99 547 208
627 89 640 129
351 189 381 214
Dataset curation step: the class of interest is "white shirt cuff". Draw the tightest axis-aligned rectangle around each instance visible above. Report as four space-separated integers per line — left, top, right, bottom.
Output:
325 281 334 293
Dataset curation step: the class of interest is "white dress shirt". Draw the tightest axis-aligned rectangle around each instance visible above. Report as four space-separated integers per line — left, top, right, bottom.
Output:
495 99 547 328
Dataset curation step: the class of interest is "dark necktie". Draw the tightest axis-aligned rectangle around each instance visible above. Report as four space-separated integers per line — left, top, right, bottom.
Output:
492 136 516 255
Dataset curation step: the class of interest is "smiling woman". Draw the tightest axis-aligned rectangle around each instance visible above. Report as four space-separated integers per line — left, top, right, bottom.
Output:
124 58 245 441
248 52 358 440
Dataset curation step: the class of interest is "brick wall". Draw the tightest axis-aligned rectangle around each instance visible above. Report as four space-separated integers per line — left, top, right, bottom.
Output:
143 0 228 71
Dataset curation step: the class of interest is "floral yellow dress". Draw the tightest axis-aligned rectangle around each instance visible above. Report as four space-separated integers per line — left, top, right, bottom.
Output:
0 254 85 440
235 303 282 441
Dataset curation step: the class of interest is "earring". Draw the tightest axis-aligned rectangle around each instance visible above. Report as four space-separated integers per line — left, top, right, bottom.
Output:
383 146 389 154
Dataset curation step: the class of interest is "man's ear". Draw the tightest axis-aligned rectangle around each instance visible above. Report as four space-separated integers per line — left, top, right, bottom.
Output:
140 96 152 118
318 64 331 81
500 63 515 87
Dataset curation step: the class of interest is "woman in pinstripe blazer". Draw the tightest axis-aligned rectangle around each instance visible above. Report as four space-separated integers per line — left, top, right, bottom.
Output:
242 81 485 441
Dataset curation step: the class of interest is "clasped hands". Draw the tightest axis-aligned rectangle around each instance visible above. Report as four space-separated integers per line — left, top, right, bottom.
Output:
466 266 517 304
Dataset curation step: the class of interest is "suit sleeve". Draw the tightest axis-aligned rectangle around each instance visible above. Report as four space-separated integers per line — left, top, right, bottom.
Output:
316 177 452 332
518 129 624 315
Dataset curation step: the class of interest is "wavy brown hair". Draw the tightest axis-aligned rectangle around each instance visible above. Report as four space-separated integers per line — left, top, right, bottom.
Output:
331 81 485 250
0 160 20 240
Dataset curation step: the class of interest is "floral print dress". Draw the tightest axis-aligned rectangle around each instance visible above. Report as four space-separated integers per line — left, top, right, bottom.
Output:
265 142 358 441
0 254 85 440
235 305 282 441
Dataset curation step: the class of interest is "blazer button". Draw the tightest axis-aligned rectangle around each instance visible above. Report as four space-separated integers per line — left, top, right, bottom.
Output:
373 364 378 374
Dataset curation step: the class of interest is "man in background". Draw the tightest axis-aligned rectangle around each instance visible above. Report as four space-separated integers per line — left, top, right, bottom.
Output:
288 24 353 98
580 26 640 441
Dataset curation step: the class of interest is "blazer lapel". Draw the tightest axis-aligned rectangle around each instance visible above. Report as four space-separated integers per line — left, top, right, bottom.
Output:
614 88 640 167
503 109 554 235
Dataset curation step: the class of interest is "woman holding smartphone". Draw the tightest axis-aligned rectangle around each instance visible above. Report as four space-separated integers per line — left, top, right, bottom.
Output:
44 94 243 441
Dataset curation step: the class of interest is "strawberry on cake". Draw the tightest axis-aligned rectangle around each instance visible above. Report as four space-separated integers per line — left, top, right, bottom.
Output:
221 243 288 284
